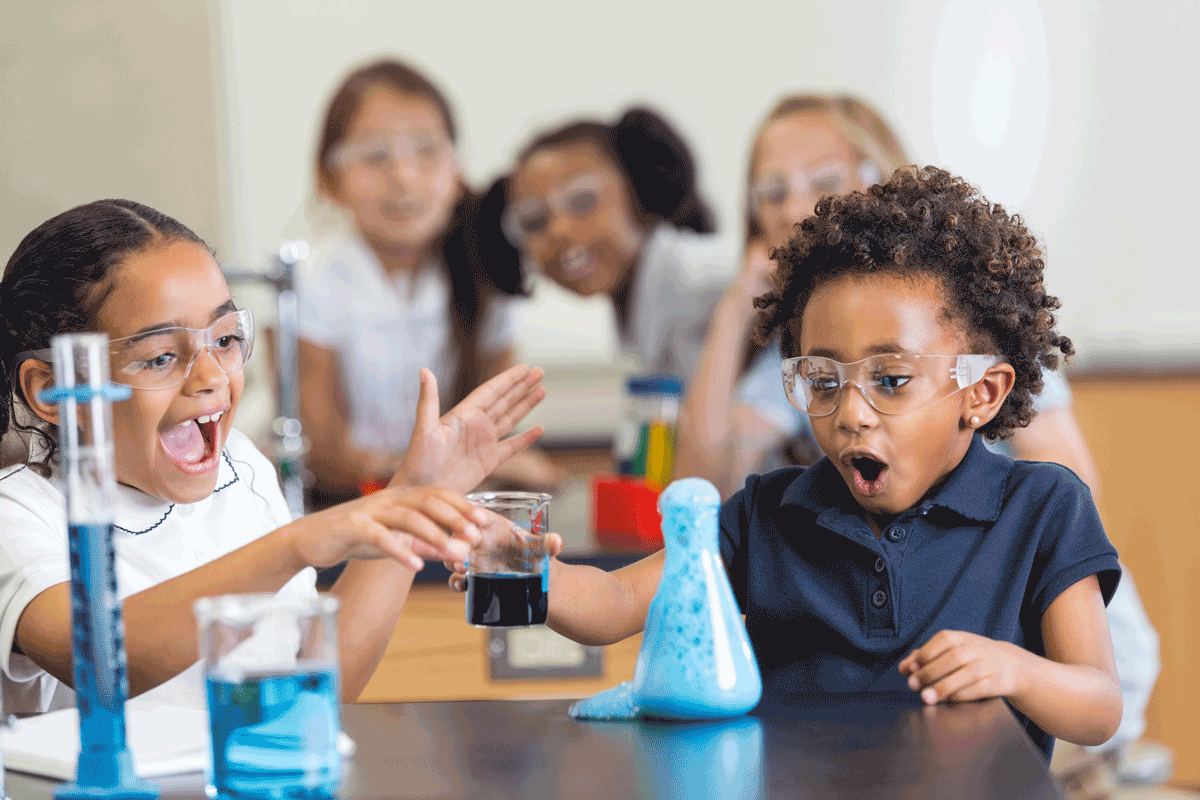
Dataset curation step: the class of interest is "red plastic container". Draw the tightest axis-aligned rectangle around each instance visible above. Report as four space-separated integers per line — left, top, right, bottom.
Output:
592 474 663 551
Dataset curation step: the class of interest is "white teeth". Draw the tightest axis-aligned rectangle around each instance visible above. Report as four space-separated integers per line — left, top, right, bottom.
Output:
197 415 210 424
562 247 592 277
195 411 223 424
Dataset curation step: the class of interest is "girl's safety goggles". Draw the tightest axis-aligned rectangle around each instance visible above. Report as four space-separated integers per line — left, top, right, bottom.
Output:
782 353 1005 417
750 160 884 214
502 173 604 247
330 131 453 174
17 309 254 392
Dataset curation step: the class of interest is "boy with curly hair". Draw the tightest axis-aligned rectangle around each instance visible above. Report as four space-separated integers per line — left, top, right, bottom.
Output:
453 166 1122 759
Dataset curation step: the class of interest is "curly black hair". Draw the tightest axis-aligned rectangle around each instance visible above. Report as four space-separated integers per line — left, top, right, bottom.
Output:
753 165 1072 441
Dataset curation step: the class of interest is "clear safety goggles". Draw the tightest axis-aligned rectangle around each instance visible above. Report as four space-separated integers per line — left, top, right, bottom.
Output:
18 309 255 392
781 353 1004 417
502 173 603 247
330 131 453 174
750 160 884 213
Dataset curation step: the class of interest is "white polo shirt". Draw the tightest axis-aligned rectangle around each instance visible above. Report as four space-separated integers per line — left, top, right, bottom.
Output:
0 429 316 714
620 225 737 383
296 235 520 454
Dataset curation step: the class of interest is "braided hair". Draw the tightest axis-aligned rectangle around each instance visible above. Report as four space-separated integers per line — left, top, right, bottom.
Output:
0 199 207 470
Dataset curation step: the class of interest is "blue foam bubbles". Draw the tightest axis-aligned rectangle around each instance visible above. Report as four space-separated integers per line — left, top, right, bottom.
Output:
571 478 761 722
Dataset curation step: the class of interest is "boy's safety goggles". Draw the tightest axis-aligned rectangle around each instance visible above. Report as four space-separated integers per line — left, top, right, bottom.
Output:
781 353 1005 417
502 173 604 247
17 309 254 392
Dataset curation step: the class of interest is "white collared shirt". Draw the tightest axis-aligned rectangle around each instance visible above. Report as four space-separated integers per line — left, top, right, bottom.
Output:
0 429 316 713
619 224 737 383
296 234 520 453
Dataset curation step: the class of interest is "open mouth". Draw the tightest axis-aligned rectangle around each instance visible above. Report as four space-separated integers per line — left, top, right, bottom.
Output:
160 411 223 475
559 246 597 281
850 455 888 497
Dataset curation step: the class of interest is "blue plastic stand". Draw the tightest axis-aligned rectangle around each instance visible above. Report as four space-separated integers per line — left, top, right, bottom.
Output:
40 380 158 800
571 478 762 720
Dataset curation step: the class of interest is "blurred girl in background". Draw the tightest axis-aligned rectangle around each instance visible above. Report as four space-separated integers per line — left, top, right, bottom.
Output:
674 94 1100 500
483 107 735 383
671 94 1160 762
298 58 558 503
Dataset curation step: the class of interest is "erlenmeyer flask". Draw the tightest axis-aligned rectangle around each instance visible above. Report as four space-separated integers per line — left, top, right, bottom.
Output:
632 478 761 719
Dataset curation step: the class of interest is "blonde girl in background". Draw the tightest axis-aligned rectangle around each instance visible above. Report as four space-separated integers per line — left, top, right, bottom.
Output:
675 94 1098 500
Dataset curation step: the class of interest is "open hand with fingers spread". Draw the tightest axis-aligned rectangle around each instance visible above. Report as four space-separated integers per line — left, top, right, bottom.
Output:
899 629 1031 705
283 485 490 572
395 364 547 495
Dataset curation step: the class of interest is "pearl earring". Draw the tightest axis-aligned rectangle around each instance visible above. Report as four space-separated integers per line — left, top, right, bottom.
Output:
969 415 980 426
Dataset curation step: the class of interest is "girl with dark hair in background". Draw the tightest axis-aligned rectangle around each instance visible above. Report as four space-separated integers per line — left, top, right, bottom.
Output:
299 58 560 502
483 107 736 383
0 199 546 712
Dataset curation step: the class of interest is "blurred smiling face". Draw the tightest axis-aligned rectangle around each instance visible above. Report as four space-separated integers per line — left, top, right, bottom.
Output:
752 111 866 250
95 241 244 504
326 86 461 253
509 139 645 297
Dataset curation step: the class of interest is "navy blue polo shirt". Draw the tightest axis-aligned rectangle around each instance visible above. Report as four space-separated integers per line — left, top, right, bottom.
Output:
719 434 1121 761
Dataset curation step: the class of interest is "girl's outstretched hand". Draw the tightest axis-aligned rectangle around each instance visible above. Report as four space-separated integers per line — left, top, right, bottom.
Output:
284 485 489 571
898 629 1030 704
395 364 547 494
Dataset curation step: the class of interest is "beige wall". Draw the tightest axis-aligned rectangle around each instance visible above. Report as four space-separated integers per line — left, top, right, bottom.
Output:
0 1 223 262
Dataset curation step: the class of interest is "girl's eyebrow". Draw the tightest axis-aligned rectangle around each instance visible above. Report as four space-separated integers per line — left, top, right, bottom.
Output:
120 300 239 344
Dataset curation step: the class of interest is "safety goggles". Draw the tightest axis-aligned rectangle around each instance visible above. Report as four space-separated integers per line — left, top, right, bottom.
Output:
17 309 254 392
330 131 453 174
782 353 1004 417
501 173 604 247
750 161 885 214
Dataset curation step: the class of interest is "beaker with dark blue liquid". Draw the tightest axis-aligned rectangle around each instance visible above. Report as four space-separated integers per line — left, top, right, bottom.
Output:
464 492 551 627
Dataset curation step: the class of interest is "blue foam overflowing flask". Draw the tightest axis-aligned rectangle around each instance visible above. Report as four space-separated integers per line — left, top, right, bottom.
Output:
39 333 158 799
571 478 761 720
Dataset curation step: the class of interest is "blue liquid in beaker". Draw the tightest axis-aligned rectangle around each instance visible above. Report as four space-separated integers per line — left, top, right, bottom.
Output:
206 668 340 800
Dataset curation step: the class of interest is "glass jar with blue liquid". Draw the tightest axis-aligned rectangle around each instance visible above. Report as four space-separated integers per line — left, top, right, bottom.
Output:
194 593 341 800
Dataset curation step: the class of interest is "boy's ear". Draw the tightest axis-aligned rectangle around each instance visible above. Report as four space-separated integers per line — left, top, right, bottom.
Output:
18 359 60 426
963 363 1016 429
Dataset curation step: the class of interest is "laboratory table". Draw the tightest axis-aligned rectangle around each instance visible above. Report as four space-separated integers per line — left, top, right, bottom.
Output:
6 695 1060 799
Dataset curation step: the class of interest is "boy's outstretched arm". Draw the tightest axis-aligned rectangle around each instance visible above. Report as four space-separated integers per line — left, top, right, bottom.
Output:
449 548 664 647
899 574 1122 747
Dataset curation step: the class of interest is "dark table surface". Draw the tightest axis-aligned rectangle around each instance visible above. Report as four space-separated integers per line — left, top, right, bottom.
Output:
5 696 1062 799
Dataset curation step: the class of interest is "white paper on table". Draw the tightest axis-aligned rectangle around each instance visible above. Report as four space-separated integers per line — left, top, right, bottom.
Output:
2 702 355 781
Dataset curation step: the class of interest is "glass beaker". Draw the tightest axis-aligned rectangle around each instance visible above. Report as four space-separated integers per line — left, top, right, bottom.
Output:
464 491 552 628
194 593 340 800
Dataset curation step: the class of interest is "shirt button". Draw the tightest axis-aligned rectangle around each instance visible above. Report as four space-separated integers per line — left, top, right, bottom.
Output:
193 548 208 561
871 589 887 608
177 504 194 517
874 558 885 573
887 528 904 542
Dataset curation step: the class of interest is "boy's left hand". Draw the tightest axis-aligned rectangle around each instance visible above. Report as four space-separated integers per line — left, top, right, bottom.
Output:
899 630 1030 704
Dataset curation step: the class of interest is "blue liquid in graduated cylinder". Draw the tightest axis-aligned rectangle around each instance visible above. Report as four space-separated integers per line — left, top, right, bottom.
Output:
206 668 340 800
60 522 159 798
